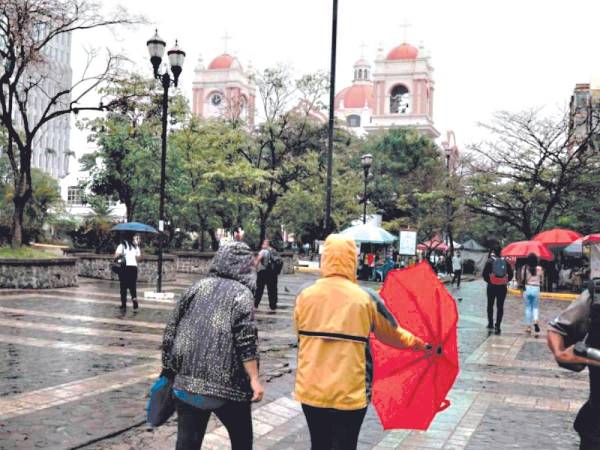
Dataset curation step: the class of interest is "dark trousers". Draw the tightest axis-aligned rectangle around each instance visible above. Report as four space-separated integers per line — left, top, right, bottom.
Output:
451 270 462 287
119 266 137 306
175 398 252 450
487 284 507 326
302 404 367 450
254 270 277 310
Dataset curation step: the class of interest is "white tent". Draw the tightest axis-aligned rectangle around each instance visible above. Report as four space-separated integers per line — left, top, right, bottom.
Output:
460 239 488 274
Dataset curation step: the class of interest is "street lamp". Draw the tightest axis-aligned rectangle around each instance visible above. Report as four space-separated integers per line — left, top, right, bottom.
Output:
442 142 453 254
324 0 338 236
361 153 373 224
146 30 185 293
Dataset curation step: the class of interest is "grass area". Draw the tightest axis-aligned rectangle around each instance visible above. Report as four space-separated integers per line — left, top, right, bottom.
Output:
0 246 56 259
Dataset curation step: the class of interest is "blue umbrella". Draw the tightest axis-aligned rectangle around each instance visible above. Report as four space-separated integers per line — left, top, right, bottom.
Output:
564 238 583 256
111 222 158 234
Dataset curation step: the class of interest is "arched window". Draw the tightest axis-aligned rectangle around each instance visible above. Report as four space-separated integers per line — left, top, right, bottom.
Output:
347 114 361 127
390 84 411 114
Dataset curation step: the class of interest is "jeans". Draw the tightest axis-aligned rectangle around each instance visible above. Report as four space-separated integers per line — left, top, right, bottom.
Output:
119 266 137 306
302 404 367 450
255 270 278 309
523 285 540 325
175 398 252 450
487 284 507 326
451 270 462 287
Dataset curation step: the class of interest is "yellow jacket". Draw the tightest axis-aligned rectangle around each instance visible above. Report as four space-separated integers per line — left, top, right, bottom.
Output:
294 234 423 410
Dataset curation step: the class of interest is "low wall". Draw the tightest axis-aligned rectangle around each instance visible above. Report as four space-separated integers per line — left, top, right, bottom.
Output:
0 258 78 288
174 250 297 275
75 253 177 283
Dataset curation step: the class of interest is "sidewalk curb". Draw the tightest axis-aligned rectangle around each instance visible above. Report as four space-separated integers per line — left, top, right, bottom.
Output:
507 287 577 302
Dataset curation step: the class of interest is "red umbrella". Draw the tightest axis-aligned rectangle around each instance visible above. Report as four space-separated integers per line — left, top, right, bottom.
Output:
417 239 448 252
582 234 600 245
533 228 582 247
501 240 554 260
371 261 459 430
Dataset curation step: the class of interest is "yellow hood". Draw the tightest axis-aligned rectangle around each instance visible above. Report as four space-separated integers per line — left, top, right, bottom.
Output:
321 234 357 282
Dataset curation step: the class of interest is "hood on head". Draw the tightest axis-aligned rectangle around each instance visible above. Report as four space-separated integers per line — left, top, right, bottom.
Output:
321 234 358 282
209 241 256 292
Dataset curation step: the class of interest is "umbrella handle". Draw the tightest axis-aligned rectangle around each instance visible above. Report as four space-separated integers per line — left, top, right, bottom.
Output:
437 399 451 412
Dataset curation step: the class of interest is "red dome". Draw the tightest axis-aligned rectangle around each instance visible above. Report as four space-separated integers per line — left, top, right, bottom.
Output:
335 84 375 109
208 53 240 70
386 43 418 60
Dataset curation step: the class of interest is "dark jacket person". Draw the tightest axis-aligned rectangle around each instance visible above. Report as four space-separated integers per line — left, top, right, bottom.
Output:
161 241 264 450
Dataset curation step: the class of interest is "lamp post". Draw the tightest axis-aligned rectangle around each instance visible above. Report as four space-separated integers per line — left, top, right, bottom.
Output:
361 153 373 224
324 0 338 236
443 143 454 255
146 30 185 293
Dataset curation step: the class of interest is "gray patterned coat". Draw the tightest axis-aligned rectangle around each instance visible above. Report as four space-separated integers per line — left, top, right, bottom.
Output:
161 241 258 402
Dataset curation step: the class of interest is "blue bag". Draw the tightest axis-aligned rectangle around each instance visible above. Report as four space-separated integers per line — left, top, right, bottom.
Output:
146 376 176 427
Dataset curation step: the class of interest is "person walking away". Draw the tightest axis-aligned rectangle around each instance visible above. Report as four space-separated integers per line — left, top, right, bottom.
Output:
521 253 544 337
451 252 463 288
254 240 280 311
115 233 141 311
294 234 432 450
483 248 514 334
161 241 264 450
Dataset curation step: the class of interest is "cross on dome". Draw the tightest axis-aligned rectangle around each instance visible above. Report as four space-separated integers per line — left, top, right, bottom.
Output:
399 18 412 43
221 31 232 53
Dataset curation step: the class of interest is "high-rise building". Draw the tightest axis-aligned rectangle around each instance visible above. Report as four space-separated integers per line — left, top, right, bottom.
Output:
569 83 600 153
10 31 73 179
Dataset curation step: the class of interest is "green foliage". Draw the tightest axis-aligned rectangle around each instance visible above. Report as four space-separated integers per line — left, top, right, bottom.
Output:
68 197 117 253
0 246 56 259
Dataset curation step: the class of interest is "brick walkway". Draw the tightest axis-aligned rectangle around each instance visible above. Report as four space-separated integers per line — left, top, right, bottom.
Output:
0 272 589 449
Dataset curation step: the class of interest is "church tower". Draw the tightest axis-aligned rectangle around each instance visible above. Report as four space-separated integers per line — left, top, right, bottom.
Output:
334 58 375 135
367 42 439 138
191 52 255 127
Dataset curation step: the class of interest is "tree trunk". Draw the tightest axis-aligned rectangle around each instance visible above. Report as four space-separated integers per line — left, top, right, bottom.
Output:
11 176 32 248
199 221 205 252
208 229 219 251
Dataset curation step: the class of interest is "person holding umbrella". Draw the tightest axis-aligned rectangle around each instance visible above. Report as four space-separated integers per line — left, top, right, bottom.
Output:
114 232 141 311
293 234 431 449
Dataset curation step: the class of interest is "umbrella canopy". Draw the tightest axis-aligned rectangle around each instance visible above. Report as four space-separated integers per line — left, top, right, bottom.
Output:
533 228 582 247
371 261 459 430
339 223 397 244
582 234 600 245
501 240 554 260
564 238 583 256
111 222 158 234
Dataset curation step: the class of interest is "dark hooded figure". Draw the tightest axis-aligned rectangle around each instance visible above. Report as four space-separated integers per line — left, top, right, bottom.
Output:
161 241 264 450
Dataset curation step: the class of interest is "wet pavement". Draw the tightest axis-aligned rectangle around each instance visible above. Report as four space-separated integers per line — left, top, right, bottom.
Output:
0 271 591 449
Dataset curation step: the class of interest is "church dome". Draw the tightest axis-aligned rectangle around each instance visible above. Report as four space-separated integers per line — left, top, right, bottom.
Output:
335 84 375 109
208 53 242 70
386 43 418 60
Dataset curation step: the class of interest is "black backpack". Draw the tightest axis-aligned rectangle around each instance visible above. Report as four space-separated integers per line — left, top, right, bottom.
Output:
492 258 508 278
266 250 284 275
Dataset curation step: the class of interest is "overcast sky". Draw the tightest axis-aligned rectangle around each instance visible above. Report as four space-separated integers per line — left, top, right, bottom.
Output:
71 0 600 149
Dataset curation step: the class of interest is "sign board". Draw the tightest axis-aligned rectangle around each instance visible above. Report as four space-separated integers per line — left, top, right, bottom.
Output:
591 244 600 279
399 230 417 256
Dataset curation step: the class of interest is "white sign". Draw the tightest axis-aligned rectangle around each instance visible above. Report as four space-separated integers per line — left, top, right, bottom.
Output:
399 230 417 256
591 244 600 279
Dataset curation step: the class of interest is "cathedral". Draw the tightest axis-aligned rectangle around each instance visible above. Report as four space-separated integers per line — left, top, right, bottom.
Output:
191 39 439 139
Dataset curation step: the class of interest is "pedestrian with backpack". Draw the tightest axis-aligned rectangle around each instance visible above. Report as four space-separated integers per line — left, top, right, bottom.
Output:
254 240 282 311
482 248 514 334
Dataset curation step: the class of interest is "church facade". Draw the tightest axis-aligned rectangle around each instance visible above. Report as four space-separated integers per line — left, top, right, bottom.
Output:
334 41 439 138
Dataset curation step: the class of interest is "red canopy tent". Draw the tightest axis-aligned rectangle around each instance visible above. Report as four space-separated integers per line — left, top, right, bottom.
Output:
533 228 582 247
417 239 448 252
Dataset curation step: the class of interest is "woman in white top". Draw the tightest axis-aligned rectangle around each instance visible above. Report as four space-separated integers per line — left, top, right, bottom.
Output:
522 253 544 337
114 233 141 311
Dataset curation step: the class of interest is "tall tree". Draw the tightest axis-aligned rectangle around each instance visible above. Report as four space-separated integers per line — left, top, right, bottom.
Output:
243 67 329 242
0 0 140 246
467 110 598 239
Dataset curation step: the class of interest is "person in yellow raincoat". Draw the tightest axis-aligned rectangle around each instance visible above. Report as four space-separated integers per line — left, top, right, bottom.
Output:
294 234 431 450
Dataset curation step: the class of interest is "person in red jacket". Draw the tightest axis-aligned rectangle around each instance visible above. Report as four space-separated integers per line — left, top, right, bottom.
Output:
482 248 514 334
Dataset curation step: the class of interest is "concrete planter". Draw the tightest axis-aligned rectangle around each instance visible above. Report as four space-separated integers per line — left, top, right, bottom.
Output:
174 250 297 275
0 257 78 289
74 253 177 283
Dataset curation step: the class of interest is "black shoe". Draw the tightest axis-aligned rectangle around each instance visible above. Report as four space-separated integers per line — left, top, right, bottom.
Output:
119 305 126 312
495 324 501 335
133 299 139 310
487 323 494 330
